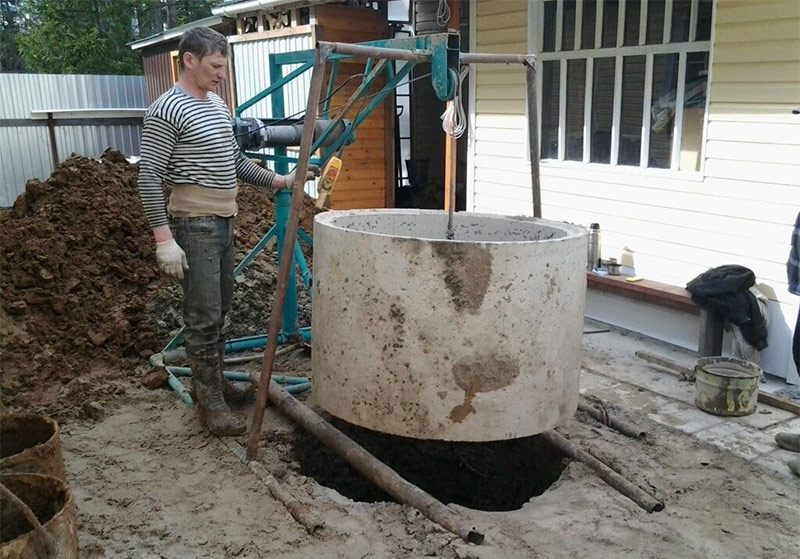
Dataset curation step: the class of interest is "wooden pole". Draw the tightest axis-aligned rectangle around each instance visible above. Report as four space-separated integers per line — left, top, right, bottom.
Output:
444 0 461 240
542 430 664 513
525 61 542 218
246 45 331 461
263 380 485 544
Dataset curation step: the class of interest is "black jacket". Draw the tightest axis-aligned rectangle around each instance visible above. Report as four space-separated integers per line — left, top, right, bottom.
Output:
686 265 768 351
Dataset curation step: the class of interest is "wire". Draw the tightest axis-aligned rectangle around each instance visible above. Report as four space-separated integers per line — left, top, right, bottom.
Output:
440 66 469 139
436 0 451 26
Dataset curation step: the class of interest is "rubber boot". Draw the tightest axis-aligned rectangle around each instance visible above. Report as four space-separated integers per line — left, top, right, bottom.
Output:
218 341 256 404
189 349 246 436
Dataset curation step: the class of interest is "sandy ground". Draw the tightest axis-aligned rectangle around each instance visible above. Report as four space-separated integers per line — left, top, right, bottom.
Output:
58 340 800 559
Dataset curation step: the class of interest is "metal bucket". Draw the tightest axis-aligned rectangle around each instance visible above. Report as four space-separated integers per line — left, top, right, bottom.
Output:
0 414 66 481
694 357 761 417
0 473 79 558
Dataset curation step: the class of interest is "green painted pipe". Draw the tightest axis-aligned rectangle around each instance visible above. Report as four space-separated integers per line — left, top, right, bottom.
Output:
167 367 309 385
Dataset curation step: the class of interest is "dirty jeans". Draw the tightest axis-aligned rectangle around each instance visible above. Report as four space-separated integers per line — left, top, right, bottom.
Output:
170 216 234 356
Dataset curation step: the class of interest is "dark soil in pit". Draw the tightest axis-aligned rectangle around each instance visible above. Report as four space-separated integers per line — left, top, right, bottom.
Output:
293 417 569 511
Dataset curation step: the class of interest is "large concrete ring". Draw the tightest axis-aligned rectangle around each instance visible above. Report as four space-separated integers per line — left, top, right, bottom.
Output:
312 210 587 442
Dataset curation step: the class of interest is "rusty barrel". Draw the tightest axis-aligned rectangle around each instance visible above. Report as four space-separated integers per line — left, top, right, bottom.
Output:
0 473 79 558
0 413 66 481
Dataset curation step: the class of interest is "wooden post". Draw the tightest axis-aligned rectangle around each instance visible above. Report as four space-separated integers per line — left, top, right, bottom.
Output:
525 61 542 218
246 45 331 461
46 112 59 170
697 308 723 357
444 0 461 239
262 379 485 544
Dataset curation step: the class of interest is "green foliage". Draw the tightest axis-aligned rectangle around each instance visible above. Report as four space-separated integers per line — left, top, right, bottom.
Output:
1 1 27 71
12 1 216 75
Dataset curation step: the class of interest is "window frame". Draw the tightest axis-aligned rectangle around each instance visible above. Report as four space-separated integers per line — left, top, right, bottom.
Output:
529 0 713 176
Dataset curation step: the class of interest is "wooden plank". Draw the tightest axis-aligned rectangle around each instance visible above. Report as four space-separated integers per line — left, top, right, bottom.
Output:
713 40 800 63
704 140 800 165
711 82 800 104
478 11 531 31
476 27 529 45
706 121 800 145
475 99 527 114
477 1 526 18
697 309 724 356
712 61 800 83
714 18 800 43
709 103 800 123
704 159 800 186
587 273 700 313
716 0 800 24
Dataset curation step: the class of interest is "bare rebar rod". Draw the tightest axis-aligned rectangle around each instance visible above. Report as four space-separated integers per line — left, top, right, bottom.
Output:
317 41 430 63
265 380 485 544
543 430 664 513
460 53 535 65
246 45 331 461
577 400 648 440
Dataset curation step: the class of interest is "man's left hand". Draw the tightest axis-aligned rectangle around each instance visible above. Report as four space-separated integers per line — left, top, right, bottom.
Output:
283 165 321 190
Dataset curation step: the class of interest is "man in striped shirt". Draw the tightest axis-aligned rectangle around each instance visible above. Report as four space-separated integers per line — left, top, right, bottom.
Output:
138 27 315 436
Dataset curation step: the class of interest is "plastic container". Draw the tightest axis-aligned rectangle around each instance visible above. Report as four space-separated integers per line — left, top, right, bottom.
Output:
694 357 761 416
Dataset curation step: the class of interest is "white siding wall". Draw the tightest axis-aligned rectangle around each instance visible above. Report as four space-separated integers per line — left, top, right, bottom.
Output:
468 0 800 382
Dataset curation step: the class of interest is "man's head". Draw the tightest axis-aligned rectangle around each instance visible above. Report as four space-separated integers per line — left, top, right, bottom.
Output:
178 27 229 94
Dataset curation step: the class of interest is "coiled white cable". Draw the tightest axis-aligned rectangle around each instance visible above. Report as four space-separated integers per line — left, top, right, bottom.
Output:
437 0 451 26
441 66 470 139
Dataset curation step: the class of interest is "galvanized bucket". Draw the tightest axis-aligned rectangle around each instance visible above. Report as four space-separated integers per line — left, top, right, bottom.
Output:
0 414 66 481
694 357 761 417
0 473 79 558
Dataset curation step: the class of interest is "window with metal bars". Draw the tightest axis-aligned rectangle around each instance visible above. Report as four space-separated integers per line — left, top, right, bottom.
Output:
534 0 712 171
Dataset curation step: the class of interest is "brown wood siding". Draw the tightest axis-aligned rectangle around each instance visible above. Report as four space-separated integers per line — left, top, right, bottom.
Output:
140 40 233 110
315 4 390 209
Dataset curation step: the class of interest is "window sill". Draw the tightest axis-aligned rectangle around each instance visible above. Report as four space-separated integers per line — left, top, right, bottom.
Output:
539 159 705 182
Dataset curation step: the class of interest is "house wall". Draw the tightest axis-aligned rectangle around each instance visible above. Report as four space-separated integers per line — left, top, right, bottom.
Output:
468 0 800 382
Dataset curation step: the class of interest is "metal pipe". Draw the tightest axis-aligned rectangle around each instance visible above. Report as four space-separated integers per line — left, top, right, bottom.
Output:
577 401 647 440
247 45 332 460
542 430 664 513
317 40 431 63
265 380 485 544
460 53 535 65
166 368 193 406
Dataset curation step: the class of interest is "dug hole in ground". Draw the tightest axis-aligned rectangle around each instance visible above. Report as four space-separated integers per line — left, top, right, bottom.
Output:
1 153 798 558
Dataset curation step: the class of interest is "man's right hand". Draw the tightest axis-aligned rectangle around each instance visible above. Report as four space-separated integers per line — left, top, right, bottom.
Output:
155 239 189 279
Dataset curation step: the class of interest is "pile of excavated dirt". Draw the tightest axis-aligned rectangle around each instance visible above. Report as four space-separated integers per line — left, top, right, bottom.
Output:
0 151 320 415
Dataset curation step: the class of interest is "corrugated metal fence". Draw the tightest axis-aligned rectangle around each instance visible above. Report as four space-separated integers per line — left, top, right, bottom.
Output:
0 73 147 207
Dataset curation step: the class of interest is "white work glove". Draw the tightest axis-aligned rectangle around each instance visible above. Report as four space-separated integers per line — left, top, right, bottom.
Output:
284 165 320 190
155 239 189 280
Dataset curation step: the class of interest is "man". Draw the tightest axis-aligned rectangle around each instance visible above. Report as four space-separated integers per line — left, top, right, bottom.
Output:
774 211 800 477
137 27 315 436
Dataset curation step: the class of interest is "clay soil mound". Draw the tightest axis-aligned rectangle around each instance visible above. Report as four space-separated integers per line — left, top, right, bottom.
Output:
0 151 319 415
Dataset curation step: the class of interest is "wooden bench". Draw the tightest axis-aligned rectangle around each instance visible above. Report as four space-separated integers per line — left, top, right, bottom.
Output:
586 272 724 356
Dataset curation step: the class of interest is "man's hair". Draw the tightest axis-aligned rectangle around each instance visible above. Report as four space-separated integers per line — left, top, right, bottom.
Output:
178 27 228 70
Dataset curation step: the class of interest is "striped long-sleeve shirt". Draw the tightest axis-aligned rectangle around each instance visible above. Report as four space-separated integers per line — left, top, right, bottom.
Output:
137 85 275 228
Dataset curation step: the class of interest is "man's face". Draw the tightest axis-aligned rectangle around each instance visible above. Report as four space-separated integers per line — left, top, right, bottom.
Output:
183 51 227 93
